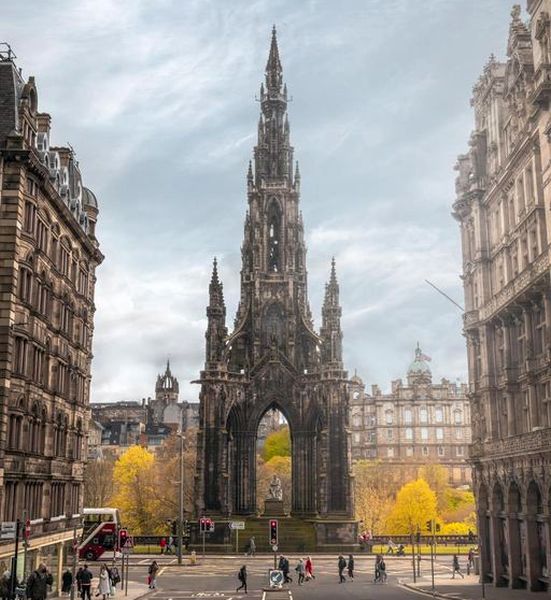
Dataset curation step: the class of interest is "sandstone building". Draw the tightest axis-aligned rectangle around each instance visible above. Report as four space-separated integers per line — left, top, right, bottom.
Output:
90 361 199 452
453 2 551 591
0 45 103 574
350 345 472 486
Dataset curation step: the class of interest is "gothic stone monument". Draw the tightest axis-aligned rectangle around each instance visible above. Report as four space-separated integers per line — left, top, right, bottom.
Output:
194 28 356 546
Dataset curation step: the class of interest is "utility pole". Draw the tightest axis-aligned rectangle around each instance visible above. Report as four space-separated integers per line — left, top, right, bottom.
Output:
410 533 416 583
10 519 20 600
70 525 78 600
177 433 185 566
430 519 435 597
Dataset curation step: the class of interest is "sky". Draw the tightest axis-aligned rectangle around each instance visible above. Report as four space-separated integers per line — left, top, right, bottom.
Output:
3 0 514 403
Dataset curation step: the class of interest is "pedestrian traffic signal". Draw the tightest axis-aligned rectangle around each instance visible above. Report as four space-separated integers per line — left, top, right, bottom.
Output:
118 528 129 548
200 517 214 533
435 523 441 533
269 519 278 545
426 520 432 533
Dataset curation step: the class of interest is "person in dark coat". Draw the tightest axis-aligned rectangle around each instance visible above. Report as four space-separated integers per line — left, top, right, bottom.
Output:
79 565 93 600
338 555 346 583
236 566 247 593
26 564 53 600
61 570 72 595
347 555 354 580
75 568 83 594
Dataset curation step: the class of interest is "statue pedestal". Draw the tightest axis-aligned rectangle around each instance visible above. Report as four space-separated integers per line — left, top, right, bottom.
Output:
263 498 286 516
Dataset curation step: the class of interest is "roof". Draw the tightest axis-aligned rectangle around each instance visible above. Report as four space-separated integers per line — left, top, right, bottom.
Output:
408 343 432 375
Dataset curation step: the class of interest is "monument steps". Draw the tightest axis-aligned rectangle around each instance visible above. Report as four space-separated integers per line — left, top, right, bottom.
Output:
234 517 317 553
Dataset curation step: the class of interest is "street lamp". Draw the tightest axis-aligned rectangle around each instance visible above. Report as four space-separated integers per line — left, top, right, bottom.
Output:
177 432 185 566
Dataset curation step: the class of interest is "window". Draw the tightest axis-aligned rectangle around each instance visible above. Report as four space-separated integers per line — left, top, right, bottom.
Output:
455 427 463 440
367 431 376 443
403 408 412 424
386 428 393 441
456 446 464 457
436 428 444 441
454 410 463 424
438 446 444 457
37 219 48 254
435 407 443 423
421 427 429 441
353 433 360 443
18 268 33 304
23 201 37 234
387 447 394 458
14 337 28 376
405 427 413 441
406 446 414 457
367 415 376 426
422 446 429 456
385 410 393 425
419 408 428 424
353 414 362 427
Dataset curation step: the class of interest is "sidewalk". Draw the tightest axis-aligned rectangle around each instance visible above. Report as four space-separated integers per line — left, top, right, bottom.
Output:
401 574 535 599
115 580 151 600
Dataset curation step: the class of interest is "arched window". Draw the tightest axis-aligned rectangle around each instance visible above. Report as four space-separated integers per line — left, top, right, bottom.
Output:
403 408 412 424
454 409 463 424
262 303 285 349
267 201 282 272
385 410 393 425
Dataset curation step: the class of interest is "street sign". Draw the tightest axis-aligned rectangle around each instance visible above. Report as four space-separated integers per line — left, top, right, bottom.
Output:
271 544 278 552
1 522 16 540
268 569 284 589
230 521 245 530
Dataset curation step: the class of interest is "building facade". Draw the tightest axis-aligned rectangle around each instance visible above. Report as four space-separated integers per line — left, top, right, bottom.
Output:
350 345 472 486
90 362 199 451
0 45 103 573
195 29 355 544
453 2 551 591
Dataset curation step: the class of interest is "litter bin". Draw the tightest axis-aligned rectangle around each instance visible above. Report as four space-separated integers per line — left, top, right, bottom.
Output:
190 550 197 565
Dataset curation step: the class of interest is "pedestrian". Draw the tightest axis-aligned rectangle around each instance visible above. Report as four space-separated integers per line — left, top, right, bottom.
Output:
159 538 167 555
79 565 93 600
97 565 110 600
148 562 159 589
347 554 354 580
26 563 53 600
248 537 256 557
338 555 346 583
379 557 387 583
75 568 83 595
109 567 120 591
279 556 292 583
452 554 464 579
295 559 305 585
305 556 315 581
1 566 11 600
61 570 72 596
386 538 395 554
236 565 247 594
467 549 475 575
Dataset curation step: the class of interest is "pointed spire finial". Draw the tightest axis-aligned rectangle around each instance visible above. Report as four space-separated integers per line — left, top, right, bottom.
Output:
330 256 337 284
247 160 253 181
211 257 219 283
266 25 282 91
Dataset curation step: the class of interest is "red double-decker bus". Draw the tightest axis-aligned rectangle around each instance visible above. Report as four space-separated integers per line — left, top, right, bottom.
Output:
79 508 121 561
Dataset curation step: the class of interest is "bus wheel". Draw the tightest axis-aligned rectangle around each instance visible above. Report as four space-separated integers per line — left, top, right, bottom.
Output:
85 551 95 561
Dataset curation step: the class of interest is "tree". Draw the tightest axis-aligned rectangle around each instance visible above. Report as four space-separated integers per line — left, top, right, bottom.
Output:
262 426 291 461
353 460 396 534
385 479 438 534
83 457 115 507
441 488 476 524
418 463 449 513
110 445 159 534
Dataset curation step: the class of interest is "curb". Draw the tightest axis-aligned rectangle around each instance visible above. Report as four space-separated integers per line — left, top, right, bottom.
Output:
399 580 470 600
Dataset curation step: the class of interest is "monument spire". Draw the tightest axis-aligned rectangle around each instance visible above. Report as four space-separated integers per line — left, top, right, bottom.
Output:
205 257 227 367
320 257 343 367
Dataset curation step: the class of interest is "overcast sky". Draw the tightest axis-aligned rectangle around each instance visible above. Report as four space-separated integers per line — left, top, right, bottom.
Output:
4 0 513 403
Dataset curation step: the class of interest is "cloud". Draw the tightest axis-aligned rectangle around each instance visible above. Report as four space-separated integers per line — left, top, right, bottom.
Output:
2 0 511 402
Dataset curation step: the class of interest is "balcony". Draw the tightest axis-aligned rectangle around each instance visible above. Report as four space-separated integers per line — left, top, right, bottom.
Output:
531 64 551 106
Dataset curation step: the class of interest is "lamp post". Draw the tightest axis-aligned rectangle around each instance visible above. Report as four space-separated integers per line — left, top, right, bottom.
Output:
177 432 185 566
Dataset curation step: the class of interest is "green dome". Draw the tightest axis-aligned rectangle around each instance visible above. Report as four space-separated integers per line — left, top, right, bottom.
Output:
408 344 431 375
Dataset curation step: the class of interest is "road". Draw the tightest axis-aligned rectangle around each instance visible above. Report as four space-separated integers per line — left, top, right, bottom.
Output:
120 555 463 600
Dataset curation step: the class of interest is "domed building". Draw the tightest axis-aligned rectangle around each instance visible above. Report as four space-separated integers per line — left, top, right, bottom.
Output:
349 345 472 486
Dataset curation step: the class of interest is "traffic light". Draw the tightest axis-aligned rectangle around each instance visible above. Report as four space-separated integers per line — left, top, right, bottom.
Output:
118 528 129 548
183 520 191 539
426 520 432 533
170 520 177 536
269 519 278 545
206 518 214 533
435 523 441 533
199 518 206 532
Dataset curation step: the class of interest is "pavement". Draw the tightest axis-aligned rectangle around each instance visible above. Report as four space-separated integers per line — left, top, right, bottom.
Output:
402 577 535 600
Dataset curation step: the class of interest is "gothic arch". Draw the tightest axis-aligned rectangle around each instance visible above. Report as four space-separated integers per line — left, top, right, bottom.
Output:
266 199 282 272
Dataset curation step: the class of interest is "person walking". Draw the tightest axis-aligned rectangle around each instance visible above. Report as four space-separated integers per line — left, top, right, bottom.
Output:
295 559 305 585
148 561 159 589
79 565 93 600
452 554 464 579
97 566 110 600
305 556 315 581
248 537 256 557
347 554 354 580
467 549 475 575
279 556 292 583
26 564 54 600
236 566 247 594
159 538 167 555
1 566 11 600
61 570 72 596
338 555 346 583
379 557 387 583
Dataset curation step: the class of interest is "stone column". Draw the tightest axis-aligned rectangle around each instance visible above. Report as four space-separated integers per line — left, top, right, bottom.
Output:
56 542 64 595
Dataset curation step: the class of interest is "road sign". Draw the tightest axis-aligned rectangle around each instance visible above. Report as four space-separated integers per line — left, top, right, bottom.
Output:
269 569 284 589
271 544 278 552
230 521 245 530
1 522 16 540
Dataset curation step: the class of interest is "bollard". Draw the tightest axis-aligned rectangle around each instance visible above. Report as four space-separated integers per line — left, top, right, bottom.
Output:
190 551 197 565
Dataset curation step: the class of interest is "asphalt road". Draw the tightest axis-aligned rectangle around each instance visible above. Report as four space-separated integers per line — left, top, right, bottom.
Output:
121 555 461 600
